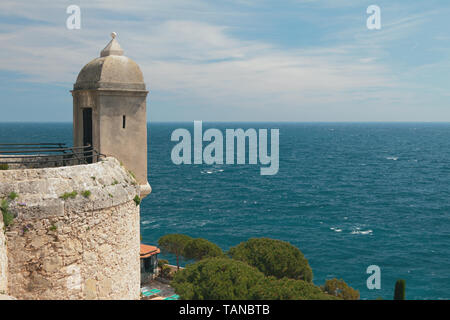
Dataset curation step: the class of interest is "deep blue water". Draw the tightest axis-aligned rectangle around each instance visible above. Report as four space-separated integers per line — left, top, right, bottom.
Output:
1 122 449 300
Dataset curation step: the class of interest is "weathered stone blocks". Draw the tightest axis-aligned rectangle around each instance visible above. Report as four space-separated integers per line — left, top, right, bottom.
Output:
0 157 141 299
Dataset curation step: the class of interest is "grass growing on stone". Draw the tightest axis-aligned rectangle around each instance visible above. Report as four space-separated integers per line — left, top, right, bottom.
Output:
1 199 14 227
8 192 19 201
81 190 91 198
112 179 119 185
0 163 8 170
49 224 57 232
128 171 138 186
133 195 141 206
59 191 78 200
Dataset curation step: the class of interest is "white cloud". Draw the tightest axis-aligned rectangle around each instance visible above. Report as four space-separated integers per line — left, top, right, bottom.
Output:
0 0 447 121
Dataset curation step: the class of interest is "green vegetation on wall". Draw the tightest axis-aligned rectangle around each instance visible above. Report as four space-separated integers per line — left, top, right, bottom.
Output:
59 191 78 200
133 195 141 206
1 192 19 228
81 190 91 198
8 192 18 201
1 199 14 228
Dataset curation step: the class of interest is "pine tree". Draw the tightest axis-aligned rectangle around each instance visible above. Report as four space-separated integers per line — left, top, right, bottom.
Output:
394 279 406 300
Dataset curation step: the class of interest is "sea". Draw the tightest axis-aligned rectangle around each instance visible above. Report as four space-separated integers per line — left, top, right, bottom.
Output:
1 122 449 300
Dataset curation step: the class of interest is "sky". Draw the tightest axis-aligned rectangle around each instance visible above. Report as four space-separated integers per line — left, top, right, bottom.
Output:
0 0 449 122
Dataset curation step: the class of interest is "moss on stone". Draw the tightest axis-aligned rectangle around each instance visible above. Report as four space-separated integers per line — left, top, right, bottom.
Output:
59 191 78 200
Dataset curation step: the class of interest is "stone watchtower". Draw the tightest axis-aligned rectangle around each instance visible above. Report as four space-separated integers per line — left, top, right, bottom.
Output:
72 33 151 197
0 33 148 300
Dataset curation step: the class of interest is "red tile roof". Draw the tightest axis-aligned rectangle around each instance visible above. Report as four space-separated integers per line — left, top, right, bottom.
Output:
140 244 160 259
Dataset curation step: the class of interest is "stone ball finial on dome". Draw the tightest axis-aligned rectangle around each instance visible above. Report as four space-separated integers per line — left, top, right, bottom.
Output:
101 32 124 57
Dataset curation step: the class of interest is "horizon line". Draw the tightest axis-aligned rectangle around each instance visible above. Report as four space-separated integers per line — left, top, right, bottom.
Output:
2 121 450 124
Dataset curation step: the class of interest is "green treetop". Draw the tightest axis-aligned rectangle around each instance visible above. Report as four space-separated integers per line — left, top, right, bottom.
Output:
251 277 338 300
228 238 313 282
184 238 224 261
158 234 192 270
171 257 266 300
321 278 360 300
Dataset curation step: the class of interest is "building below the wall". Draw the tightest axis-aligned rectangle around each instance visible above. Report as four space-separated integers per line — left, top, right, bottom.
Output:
140 244 160 285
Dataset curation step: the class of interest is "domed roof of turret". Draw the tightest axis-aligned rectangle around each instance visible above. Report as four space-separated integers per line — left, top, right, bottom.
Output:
74 33 146 91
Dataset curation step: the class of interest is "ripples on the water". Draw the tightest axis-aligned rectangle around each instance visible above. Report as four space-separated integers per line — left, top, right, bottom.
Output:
1 122 449 300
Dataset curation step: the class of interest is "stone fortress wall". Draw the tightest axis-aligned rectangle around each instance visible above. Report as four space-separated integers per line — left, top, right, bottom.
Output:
0 213 7 295
0 157 141 299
